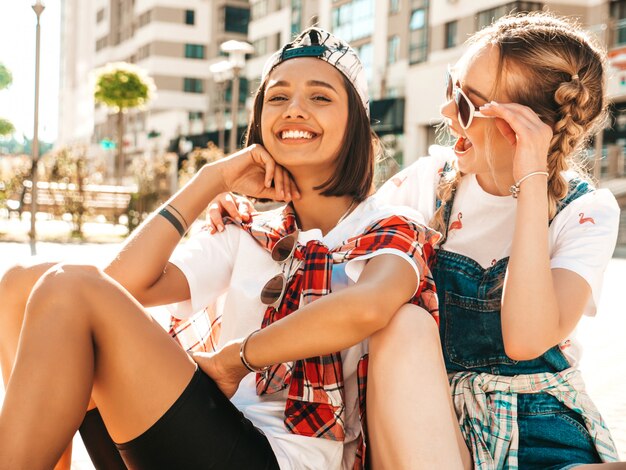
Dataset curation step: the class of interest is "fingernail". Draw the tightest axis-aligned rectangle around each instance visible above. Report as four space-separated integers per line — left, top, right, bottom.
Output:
218 225 224 232
235 217 242 223
209 227 215 234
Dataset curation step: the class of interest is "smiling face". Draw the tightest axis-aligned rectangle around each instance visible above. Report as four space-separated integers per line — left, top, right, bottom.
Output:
440 44 516 186
259 58 349 180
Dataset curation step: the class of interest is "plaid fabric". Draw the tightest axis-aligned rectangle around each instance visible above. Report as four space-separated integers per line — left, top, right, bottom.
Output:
169 203 440 469
450 368 619 469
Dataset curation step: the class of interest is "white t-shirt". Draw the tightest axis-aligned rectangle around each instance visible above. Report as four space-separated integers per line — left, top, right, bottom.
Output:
167 196 424 470
377 146 620 365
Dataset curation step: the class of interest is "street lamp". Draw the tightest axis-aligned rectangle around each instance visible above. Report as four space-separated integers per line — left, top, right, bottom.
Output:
220 40 254 153
30 0 45 256
209 60 233 152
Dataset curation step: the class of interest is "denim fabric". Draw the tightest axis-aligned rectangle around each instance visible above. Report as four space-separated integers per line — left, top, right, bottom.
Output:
433 174 600 467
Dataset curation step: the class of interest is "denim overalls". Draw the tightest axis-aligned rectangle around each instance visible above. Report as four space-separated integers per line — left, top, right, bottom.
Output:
434 171 602 469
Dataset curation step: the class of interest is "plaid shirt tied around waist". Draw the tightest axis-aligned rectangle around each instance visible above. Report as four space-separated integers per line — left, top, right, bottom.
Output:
169 203 441 469
450 367 619 470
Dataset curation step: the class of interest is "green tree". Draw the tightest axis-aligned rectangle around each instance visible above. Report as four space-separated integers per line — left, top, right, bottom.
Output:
0 119 15 137
0 63 12 90
0 63 14 138
93 62 155 183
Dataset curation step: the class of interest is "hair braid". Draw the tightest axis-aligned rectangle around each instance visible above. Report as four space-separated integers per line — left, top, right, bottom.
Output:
429 161 461 236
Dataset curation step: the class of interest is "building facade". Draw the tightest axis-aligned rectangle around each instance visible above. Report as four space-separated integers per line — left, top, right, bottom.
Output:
58 0 250 166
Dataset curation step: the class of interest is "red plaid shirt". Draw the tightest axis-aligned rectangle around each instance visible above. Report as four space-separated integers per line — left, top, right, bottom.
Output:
170 204 440 469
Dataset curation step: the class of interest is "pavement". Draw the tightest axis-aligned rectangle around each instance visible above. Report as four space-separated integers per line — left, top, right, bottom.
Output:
0 238 625 467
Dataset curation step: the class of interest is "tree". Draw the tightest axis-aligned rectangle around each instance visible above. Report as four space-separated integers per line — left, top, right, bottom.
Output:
93 62 155 183
0 119 14 137
0 63 14 138
0 63 12 90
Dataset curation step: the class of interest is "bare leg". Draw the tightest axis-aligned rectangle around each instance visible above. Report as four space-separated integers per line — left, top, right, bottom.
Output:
0 264 195 469
367 304 471 470
0 262 79 469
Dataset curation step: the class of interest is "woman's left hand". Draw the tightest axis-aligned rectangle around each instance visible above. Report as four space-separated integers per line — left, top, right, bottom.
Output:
192 341 250 398
479 101 553 182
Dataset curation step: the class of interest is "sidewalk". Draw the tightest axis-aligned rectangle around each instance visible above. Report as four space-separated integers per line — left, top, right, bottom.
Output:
0 239 625 467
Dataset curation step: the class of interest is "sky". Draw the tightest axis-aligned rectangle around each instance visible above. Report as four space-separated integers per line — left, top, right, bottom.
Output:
0 1 61 143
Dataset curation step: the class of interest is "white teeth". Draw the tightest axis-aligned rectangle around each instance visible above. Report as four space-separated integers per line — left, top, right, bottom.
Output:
281 130 314 140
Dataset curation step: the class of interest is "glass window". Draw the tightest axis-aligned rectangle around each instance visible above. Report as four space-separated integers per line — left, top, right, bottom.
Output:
390 0 400 13
185 44 205 59
331 0 373 42
185 9 195 25
356 42 373 83
251 0 268 20
184 78 204 93
476 2 542 30
96 8 105 23
189 111 204 120
445 20 457 49
409 1 429 64
224 6 250 34
388 35 400 64
225 78 249 104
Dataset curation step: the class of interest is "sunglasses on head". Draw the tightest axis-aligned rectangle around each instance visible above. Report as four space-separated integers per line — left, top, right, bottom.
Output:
260 231 299 308
445 68 493 129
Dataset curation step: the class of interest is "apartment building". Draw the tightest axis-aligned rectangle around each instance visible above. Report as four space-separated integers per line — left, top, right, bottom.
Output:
58 0 250 160
403 0 626 166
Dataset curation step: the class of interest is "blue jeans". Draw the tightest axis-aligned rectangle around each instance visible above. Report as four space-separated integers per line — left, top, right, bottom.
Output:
517 393 601 469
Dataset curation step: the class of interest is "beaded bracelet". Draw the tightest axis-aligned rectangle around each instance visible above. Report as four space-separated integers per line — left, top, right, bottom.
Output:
239 329 271 373
509 171 549 199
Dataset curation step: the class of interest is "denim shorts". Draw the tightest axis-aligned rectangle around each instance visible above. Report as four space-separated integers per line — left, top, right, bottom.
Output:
517 392 601 469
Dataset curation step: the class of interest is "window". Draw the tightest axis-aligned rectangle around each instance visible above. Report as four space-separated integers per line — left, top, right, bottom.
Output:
331 0 374 42
611 0 626 45
185 9 195 25
388 35 400 64
251 0 268 20
476 2 542 30
291 0 302 35
137 10 151 28
96 36 108 52
96 8 105 23
184 78 204 93
445 20 457 49
356 42 373 83
252 37 268 57
225 78 249 105
224 6 250 34
409 1 428 64
390 0 400 13
185 44 205 59
189 111 204 120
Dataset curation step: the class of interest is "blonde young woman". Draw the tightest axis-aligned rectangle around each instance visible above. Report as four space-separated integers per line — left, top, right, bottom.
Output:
0 29 467 469
210 14 623 469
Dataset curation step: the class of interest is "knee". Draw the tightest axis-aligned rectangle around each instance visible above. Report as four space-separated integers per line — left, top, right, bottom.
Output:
370 304 441 355
0 262 58 300
28 264 103 312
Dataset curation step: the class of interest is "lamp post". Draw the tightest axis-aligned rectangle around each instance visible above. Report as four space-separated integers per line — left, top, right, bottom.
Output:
30 0 45 256
209 60 233 153
220 40 254 153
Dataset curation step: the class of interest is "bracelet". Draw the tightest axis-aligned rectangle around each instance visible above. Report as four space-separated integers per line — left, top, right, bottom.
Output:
159 207 186 237
239 329 271 373
509 171 549 199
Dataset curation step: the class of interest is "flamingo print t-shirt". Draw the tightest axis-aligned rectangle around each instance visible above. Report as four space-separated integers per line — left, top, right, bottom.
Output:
376 146 620 366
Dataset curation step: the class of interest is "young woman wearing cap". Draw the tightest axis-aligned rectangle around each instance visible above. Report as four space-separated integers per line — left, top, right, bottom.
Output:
0 29 466 469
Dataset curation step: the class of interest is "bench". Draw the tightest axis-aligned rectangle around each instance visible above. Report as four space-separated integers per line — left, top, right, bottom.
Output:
8 180 135 222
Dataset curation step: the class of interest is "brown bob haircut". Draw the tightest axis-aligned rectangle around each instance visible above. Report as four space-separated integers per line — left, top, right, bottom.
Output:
244 72 377 202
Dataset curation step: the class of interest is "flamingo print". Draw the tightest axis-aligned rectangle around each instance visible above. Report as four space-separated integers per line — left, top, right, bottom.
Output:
449 212 463 232
579 213 595 225
392 175 407 187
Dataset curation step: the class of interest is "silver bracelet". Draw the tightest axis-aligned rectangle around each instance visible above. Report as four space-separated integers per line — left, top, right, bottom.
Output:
509 171 549 199
239 329 271 373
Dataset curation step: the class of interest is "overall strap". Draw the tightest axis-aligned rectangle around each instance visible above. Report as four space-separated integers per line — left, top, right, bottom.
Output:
550 178 594 226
